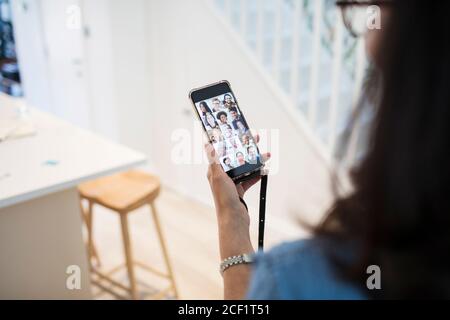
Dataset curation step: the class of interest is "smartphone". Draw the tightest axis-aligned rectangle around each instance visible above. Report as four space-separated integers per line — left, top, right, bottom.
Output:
189 80 264 183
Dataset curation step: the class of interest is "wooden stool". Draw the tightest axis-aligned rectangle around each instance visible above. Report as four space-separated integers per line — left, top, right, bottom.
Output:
78 170 178 300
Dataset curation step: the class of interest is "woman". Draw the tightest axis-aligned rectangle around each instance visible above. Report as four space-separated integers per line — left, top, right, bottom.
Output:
205 112 219 130
222 124 235 140
235 120 249 137
205 0 450 299
199 101 212 122
216 111 229 126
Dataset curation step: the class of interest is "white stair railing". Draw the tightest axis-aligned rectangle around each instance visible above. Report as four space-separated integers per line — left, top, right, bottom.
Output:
213 0 368 162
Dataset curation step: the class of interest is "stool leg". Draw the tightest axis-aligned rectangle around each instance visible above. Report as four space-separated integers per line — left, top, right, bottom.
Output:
86 201 95 265
119 213 138 300
150 202 179 299
79 198 101 268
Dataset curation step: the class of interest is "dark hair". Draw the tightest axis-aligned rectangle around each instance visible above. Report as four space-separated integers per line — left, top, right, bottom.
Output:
223 94 234 105
205 112 218 128
229 107 238 113
222 157 230 165
316 0 450 298
216 111 228 121
236 152 244 157
199 101 212 116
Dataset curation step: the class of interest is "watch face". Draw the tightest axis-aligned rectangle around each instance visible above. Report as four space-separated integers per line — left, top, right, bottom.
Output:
243 253 254 263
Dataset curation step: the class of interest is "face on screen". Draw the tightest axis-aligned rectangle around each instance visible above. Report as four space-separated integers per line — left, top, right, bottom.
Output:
196 93 260 172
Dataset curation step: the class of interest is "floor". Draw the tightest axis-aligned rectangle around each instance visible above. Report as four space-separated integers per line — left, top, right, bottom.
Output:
84 187 310 300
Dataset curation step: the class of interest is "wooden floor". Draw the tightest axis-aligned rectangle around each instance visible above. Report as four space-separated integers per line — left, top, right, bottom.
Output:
84 187 310 300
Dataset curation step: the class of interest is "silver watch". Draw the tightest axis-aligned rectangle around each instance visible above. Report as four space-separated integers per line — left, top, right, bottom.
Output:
220 253 254 275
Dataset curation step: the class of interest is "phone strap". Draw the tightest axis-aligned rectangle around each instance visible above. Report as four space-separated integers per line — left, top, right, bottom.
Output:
238 171 268 251
258 174 268 251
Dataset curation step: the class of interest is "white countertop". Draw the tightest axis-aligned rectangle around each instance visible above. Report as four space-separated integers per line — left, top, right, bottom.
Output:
0 94 147 209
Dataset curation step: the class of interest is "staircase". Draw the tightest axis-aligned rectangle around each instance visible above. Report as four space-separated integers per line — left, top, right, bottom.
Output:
213 0 367 162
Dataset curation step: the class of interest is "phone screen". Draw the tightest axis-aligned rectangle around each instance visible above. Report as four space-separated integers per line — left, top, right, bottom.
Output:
191 82 263 178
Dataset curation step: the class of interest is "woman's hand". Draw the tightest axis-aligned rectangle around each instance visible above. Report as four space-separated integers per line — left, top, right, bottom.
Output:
205 133 270 257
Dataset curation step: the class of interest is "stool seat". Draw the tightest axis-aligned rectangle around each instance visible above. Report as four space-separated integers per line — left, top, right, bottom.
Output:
78 170 160 212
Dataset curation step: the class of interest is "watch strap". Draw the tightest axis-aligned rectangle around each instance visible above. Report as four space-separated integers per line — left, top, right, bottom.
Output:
220 253 253 275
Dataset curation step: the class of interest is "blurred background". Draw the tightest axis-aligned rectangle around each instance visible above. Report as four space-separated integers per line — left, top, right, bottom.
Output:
0 0 368 299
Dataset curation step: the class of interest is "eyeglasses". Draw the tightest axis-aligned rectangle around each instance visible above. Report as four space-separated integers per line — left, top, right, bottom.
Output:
336 0 391 38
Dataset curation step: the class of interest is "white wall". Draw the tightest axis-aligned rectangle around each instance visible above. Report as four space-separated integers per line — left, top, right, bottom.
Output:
77 0 152 151
82 0 119 140
144 0 333 231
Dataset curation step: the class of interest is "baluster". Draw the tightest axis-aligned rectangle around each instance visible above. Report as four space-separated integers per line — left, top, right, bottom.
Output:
272 0 283 81
240 0 247 41
290 0 303 105
346 39 367 164
256 0 265 62
308 0 324 128
328 8 344 152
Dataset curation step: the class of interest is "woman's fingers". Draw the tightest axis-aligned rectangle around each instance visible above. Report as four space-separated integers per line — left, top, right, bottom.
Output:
205 143 226 183
261 152 271 163
204 143 216 164
252 131 260 144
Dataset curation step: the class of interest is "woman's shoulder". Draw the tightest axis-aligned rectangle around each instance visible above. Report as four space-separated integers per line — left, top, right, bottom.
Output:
247 237 367 300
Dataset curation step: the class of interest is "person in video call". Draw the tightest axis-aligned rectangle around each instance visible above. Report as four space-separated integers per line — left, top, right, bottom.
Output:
205 112 219 130
209 128 223 144
222 124 235 139
223 93 237 111
224 138 239 156
204 0 450 299
216 141 228 158
212 98 224 112
216 111 230 126
199 101 212 121
222 157 235 171
235 120 249 137
229 107 244 130
235 151 248 167
246 145 259 164
230 136 241 150
240 134 251 150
